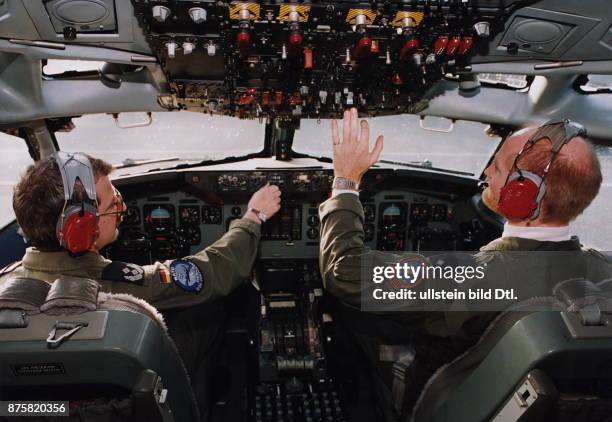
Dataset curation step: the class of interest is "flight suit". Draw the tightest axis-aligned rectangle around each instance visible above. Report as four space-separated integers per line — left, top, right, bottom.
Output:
0 218 261 309
0 217 261 422
318 192 612 421
319 193 612 315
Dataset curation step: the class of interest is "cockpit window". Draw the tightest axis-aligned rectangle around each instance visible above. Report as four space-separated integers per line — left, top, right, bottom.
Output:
293 115 502 176
445 73 530 90
55 112 265 166
0 132 33 227
577 75 612 94
43 60 105 76
476 73 530 89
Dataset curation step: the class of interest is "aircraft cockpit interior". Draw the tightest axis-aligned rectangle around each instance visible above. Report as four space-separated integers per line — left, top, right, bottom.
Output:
1 1 612 421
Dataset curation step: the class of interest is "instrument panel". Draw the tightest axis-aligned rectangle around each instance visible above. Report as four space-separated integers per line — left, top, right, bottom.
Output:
107 169 488 264
216 171 334 193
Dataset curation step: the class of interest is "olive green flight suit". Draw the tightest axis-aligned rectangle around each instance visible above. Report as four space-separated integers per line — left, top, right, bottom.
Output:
0 217 261 422
318 192 612 421
0 218 261 310
319 192 612 315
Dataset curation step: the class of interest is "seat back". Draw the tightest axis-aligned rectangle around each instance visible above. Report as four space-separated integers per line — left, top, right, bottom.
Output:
0 276 200 421
411 280 612 422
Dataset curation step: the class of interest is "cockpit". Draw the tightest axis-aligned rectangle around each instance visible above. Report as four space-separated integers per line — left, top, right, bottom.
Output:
1 0 612 421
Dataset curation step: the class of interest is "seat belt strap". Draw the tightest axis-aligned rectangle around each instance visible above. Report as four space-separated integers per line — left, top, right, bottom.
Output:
380 344 416 417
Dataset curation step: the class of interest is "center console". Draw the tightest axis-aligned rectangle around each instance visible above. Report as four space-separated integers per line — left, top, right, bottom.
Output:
249 259 350 422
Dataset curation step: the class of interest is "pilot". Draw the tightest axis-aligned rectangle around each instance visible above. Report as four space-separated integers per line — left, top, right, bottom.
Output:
0 152 281 421
318 108 611 420
320 109 608 304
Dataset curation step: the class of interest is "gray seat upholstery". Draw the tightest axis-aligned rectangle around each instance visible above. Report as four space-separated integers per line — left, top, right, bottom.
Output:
410 279 612 422
0 276 200 421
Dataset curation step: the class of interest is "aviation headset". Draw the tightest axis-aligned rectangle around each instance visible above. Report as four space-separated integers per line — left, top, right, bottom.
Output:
497 119 587 221
54 152 100 254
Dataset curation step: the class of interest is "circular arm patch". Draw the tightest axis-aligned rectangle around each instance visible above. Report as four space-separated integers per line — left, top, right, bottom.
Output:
169 259 204 293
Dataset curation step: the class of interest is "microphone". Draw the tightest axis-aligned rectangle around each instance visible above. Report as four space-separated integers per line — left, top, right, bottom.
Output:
478 181 489 190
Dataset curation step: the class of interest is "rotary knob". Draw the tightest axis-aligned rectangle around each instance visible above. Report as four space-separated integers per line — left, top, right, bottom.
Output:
189 7 207 24
152 5 171 23
207 42 217 56
166 42 178 58
307 228 319 239
473 21 490 38
182 42 195 55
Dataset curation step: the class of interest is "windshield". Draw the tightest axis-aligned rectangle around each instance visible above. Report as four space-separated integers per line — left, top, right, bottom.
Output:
56 112 265 166
293 115 502 176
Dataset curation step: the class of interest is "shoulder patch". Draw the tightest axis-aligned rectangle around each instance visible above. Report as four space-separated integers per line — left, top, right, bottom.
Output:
159 266 172 284
169 259 204 293
101 261 145 285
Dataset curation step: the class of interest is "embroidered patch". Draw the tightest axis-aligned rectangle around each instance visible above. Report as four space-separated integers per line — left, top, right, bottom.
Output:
159 266 172 284
101 261 145 285
169 259 203 293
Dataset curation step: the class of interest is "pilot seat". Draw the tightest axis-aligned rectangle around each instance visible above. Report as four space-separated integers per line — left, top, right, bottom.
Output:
409 278 612 422
0 275 200 421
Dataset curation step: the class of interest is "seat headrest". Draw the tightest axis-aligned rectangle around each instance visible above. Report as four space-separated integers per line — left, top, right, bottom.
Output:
0 277 50 313
553 278 612 313
40 276 100 315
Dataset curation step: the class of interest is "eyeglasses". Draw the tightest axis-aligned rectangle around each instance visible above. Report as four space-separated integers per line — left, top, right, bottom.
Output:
98 186 126 225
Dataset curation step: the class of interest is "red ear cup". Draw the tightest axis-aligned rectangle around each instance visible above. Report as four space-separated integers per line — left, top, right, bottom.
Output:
57 204 99 254
498 171 544 221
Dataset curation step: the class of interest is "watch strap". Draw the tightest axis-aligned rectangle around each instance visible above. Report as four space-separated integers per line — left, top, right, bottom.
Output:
332 177 359 191
249 208 267 223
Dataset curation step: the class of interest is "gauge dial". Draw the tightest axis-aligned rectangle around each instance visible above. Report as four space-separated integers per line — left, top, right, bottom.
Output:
179 206 200 225
307 227 319 239
410 203 432 222
143 204 175 233
307 215 319 227
381 203 406 228
178 226 201 245
202 205 222 224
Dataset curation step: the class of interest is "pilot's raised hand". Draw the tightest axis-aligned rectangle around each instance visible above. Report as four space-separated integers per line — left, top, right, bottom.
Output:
331 108 384 184
244 182 282 224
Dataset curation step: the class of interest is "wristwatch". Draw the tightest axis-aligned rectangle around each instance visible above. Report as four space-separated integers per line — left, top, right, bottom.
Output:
249 208 267 223
332 177 359 191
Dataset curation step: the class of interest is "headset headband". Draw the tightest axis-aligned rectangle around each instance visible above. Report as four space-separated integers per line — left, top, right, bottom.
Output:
53 152 98 206
512 119 587 180
527 118 586 153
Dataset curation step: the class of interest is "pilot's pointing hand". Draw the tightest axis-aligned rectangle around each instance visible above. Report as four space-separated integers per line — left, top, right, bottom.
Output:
244 183 282 224
331 108 384 184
